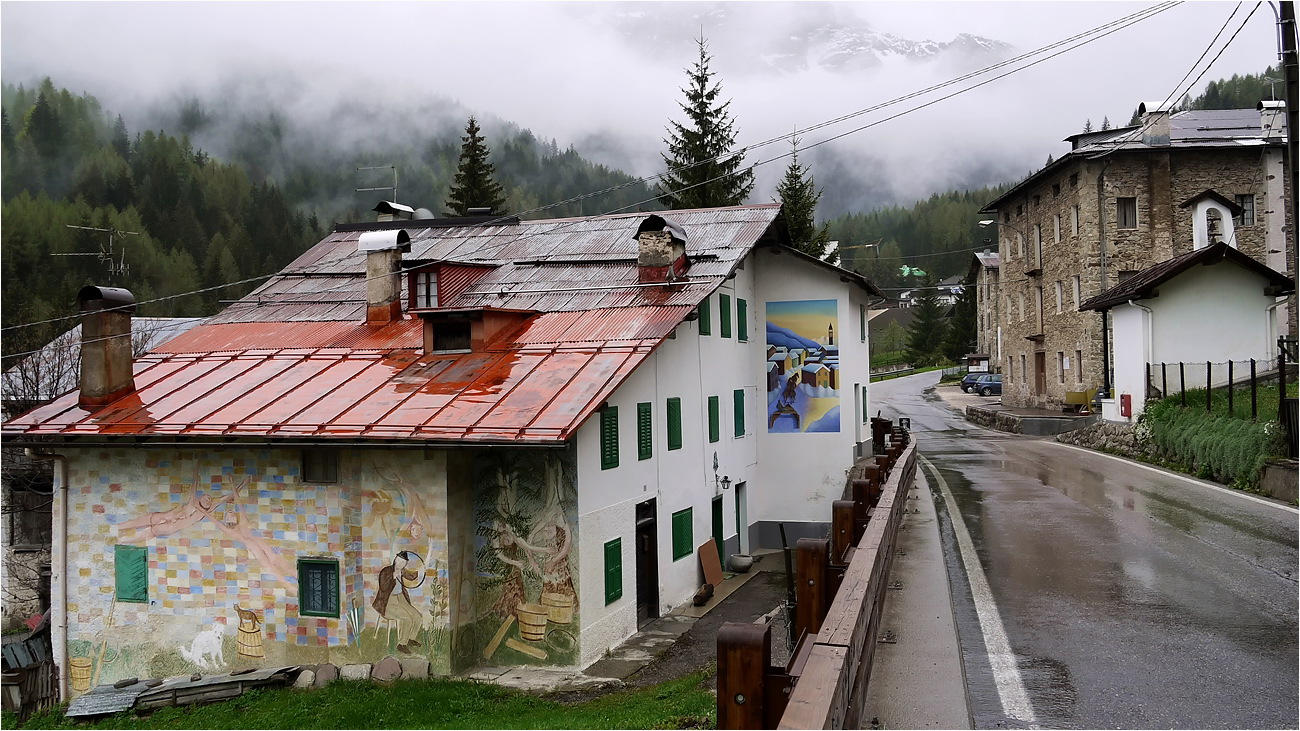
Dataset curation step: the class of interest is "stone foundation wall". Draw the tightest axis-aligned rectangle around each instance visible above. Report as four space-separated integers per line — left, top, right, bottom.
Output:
1055 420 1145 458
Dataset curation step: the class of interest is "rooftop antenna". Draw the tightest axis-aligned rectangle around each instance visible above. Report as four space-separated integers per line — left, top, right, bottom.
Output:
55 224 139 279
357 164 398 204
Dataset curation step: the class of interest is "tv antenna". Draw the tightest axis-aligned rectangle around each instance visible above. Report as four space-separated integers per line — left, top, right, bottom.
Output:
54 225 140 279
357 164 398 203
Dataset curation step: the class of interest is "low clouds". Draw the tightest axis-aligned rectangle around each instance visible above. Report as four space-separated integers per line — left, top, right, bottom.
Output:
0 2 1277 215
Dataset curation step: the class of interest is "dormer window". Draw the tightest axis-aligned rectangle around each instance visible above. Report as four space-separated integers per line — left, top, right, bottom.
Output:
415 270 439 308
431 321 471 352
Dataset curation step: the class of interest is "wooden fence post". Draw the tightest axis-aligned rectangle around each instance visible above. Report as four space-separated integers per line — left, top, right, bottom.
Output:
1228 360 1234 417
1180 362 1186 406
1251 358 1258 420
1206 361 1213 413
831 501 855 563
1161 362 1167 398
718 622 771 729
795 538 830 639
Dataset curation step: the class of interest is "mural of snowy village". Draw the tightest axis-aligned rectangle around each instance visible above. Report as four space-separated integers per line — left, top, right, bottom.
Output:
766 299 841 433
61 446 578 694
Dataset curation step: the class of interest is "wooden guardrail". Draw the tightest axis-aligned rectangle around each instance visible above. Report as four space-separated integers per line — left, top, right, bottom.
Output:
718 422 917 729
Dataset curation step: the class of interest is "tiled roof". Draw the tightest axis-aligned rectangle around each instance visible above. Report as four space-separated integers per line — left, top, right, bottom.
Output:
4 206 827 444
1079 242 1295 312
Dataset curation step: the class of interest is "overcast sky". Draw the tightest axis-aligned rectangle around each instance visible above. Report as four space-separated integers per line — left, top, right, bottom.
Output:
0 1 1281 209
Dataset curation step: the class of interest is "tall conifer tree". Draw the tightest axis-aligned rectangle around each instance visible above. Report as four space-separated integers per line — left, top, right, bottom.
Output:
658 36 753 209
446 116 506 215
775 138 832 260
905 272 948 366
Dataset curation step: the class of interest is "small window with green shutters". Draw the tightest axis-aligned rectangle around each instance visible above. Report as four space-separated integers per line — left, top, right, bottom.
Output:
114 545 148 603
671 508 693 561
604 538 623 604
733 389 746 437
860 304 867 342
298 558 340 617
738 299 748 341
720 293 732 338
708 395 720 443
698 296 711 336
863 385 869 423
667 397 683 450
600 406 619 469
637 402 652 461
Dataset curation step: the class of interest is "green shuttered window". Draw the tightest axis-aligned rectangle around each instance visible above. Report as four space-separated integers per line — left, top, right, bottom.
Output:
862 385 869 422
733 389 746 437
637 402 652 461
672 508 693 561
698 296 711 336
720 293 732 338
114 545 148 603
708 395 720 443
605 538 623 604
298 559 340 617
667 397 683 450
860 304 867 342
738 298 748 341
600 406 619 470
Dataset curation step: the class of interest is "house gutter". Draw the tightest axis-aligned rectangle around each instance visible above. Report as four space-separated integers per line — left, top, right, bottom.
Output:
25 449 68 701
3 439 569 450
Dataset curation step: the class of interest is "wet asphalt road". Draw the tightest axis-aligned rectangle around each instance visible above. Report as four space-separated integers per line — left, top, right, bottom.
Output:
873 371 1299 730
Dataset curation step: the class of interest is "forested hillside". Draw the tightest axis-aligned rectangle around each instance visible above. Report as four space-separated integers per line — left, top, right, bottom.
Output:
0 78 658 368
827 184 1014 293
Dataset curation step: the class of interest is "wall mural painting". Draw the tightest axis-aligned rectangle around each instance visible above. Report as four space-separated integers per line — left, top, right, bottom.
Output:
473 449 579 665
373 551 427 654
766 300 842 433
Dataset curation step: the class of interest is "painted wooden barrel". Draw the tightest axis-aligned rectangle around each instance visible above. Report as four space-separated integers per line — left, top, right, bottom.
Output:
541 592 574 624
517 603 548 642
69 657 92 692
237 626 265 658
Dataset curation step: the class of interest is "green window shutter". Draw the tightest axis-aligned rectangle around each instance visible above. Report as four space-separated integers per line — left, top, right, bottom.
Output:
600 406 619 470
114 545 148 603
738 299 748 341
298 559 340 617
720 293 732 338
734 389 746 437
637 402 653 461
672 508 693 561
862 385 869 422
667 397 682 450
860 304 867 342
604 538 623 604
708 396 720 443
698 296 711 336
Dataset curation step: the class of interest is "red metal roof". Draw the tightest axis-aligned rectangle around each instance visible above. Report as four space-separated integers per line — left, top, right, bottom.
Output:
4 206 794 444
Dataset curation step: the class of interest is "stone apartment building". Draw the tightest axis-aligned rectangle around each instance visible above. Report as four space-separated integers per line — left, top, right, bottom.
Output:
978 101 1294 410
968 248 1001 365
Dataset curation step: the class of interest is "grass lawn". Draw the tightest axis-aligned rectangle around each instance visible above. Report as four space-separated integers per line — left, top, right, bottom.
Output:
14 671 715 730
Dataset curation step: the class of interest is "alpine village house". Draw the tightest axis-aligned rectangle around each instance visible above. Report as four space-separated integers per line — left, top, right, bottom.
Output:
2 203 884 697
977 101 1296 417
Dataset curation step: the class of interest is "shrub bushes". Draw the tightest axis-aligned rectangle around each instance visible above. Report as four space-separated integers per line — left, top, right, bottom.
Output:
1143 396 1288 489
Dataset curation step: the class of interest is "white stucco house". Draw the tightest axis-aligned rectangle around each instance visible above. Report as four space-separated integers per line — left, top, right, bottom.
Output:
1080 241 1294 421
3 203 883 697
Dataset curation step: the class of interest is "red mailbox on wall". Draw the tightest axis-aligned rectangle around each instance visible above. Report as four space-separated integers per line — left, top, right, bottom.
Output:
1120 393 1132 417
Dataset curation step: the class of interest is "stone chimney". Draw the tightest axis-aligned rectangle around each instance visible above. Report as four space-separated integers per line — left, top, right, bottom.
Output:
358 229 412 324
634 214 689 283
78 285 136 407
1138 101 1172 147
1259 100 1285 140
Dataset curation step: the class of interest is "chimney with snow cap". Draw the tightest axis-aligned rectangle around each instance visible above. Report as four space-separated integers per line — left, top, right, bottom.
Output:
634 214 689 283
1138 100 1172 147
359 229 411 324
78 285 136 407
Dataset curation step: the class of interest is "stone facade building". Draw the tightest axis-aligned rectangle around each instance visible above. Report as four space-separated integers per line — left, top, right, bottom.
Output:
978 101 1295 410
969 248 1001 366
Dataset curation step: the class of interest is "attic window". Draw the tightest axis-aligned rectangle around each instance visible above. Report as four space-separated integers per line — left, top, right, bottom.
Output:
431 321 471 352
1069 173 1079 187
414 271 439 308
1052 183 1061 196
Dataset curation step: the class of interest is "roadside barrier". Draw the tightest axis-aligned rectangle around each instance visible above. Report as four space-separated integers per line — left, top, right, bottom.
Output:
718 421 917 729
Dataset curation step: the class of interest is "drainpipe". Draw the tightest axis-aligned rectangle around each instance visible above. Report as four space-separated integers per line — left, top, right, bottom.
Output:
1099 309 1112 399
1095 161 1112 398
26 449 68 701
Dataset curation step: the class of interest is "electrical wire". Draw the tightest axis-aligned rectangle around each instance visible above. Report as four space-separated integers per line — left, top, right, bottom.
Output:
0 1 1184 340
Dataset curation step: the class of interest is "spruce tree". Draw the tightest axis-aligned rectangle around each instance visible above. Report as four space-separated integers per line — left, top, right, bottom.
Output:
111 114 130 161
1082 119 1093 133
905 273 948 366
774 138 831 259
1101 116 1111 131
446 116 506 215
1 108 13 153
941 274 977 362
658 36 754 209
23 91 62 160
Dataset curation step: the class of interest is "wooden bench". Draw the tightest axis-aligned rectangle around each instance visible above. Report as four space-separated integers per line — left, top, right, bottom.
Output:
1063 389 1096 414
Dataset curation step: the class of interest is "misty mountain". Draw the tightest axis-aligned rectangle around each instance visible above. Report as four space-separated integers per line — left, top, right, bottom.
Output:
580 2 1013 76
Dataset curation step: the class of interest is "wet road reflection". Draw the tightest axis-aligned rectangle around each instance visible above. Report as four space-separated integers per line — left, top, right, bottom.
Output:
875 372 1299 729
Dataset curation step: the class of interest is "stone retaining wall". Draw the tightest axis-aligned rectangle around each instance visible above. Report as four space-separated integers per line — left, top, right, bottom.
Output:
1055 420 1145 458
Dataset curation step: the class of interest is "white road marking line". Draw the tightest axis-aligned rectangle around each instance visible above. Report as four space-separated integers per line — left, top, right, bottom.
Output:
921 453 1039 728
1048 441 1299 514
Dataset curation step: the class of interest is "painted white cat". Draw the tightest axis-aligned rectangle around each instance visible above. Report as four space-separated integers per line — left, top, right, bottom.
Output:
179 621 225 671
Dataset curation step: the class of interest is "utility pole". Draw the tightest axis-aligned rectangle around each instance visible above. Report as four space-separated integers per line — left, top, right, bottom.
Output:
1282 2 1298 287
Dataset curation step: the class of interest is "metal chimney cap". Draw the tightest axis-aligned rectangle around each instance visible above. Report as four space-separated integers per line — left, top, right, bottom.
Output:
373 201 415 217
1259 100 1285 111
358 229 412 252
634 214 688 245
1137 101 1172 116
77 285 136 313
465 207 494 216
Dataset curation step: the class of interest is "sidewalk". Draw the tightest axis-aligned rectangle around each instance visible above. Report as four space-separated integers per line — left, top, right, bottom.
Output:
863 464 971 729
